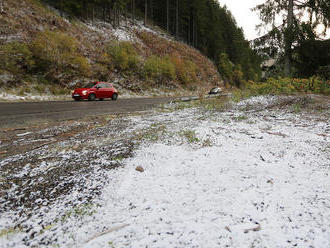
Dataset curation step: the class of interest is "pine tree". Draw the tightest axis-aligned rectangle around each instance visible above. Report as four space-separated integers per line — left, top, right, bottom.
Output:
253 0 330 76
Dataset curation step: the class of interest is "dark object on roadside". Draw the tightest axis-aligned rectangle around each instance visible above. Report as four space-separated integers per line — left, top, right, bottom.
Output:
72 81 118 101
209 87 222 95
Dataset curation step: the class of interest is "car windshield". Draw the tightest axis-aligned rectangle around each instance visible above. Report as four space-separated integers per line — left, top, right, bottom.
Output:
84 82 96 88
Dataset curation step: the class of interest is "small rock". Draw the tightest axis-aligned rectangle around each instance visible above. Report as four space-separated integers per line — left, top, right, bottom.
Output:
135 166 144 172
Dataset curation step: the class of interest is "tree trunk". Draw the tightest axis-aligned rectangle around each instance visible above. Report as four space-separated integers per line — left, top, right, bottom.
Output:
150 0 153 22
59 0 63 17
176 0 179 38
92 1 95 23
0 0 4 13
103 4 106 22
109 6 112 26
285 0 294 76
193 17 196 46
167 0 169 33
188 14 191 44
131 0 135 22
144 0 148 26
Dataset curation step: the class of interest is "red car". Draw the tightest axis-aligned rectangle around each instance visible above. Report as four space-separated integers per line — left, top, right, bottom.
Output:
72 82 118 101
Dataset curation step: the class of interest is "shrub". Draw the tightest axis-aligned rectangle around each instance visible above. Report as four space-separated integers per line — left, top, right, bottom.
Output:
245 77 330 96
92 63 109 81
31 30 90 78
218 53 234 86
170 54 197 85
233 64 245 88
106 41 139 70
143 56 175 81
0 42 35 75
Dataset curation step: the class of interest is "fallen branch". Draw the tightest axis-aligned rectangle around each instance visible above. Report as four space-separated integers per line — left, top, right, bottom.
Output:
265 131 288 138
33 141 57 150
244 224 261 233
86 224 129 243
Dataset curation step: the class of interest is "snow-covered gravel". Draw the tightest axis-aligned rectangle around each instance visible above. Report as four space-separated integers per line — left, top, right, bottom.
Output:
1 95 329 247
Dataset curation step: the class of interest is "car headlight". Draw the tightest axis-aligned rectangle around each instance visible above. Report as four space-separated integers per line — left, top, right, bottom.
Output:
82 90 88 95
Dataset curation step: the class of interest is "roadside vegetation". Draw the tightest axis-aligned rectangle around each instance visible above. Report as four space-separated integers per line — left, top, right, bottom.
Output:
230 77 330 103
0 0 222 98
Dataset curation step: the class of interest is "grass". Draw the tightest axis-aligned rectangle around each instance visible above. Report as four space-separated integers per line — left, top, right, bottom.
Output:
292 103 302 113
160 96 231 113
232 115 248 122
134 124 168 143
202 138 213 147
112 155 125 161
0 227 19 238
180 129 199 144
56 203 97 223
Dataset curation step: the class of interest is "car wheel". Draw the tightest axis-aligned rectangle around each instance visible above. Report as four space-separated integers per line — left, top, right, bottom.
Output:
88 94 96 101
112 93 118 101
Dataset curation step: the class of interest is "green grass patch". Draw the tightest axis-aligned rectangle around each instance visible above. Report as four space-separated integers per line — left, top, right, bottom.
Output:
232 115 248 121
134 124 167 143
57 203 97 223
180 129 199 144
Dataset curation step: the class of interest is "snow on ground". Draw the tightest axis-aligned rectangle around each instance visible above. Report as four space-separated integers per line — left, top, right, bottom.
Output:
0 92 71 102
0 96 329 247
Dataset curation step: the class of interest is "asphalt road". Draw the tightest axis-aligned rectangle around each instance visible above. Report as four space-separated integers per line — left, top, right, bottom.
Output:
0 97 175 128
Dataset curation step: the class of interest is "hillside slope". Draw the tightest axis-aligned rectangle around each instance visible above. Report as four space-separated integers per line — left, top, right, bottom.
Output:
0 0 222 99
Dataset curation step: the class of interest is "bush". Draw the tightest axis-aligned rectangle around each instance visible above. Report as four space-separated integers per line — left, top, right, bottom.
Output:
106 41 139 70
143 56 175 81
31 30 90 78
0 42 35 75
233 64 245 88
170 54 197 85
218 53 234 86
92 63 109 81
245 77 330 96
